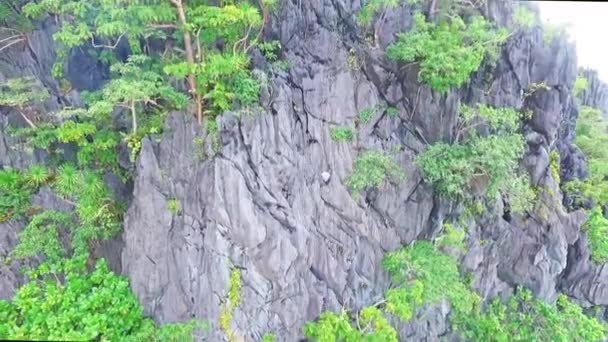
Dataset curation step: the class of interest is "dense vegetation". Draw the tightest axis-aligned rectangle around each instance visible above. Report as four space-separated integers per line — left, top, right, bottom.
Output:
1 0 606 340
305 237 607 341
416 104 534 212
0 0 277 340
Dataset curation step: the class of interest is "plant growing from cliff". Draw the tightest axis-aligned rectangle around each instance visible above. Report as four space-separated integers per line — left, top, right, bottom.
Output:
25 0 265 124
549 150 561 184
0 259 203 341
167 198 181 215
346 150 406 195
565 106 608 207
0 77 49 128
304 307 398 342
330 127 355 142
0 168 38 223
386 12 509 94
574 75 589 97
583 207 608 264
220 267 242 342
417 105 527 206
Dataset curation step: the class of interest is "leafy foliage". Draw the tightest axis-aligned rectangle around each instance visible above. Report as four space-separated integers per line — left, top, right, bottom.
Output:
383 241 607 341
417 105 527 206
583 207 608 264
574 75 589 98
466 288 607 341
330 127 355 142
304 307 398 342
0 168 38 223
167 198 181 214
386 12 509 93
0 259 204 341
565 106 608 207
549 150 561 184
220 268 242 342
346 151 406 195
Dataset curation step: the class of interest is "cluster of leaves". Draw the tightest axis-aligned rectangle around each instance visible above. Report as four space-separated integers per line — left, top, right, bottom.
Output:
543 22 569 45
303 306 398 342
417 104 530 211
330 126 355 142
346 150 406 195
467 288 607 341
219 268 242 342
24 0 264 124
386 12 509 93
549 150 561 184
383 241 480 322
0 166 49 223
0 259 204 341
383 241 607 341
582 207 608 264
574 75 589 98
565 106 608 207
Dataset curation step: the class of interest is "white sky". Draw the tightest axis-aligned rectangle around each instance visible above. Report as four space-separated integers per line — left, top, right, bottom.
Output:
533 1 608 82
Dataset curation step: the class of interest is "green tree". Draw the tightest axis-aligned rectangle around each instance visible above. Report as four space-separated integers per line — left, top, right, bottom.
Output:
386 12 509 93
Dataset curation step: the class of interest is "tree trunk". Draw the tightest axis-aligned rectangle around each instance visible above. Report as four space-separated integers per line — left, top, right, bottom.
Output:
171 0 203 125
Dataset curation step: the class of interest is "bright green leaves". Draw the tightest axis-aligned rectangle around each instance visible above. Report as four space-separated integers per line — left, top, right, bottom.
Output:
0 259 202 341
417 105 528 208
347 151 406 195
219 268 242 342
416 134 525 202
188 3 262 48
565 106 608 207
0 77 49 109
574 75 589 98
387 12 509 94
0 169 37 223
12 211 71 265
583 207 608 264
382 241 607 341
383 241 481 322
165 53 259 113
465 288 607 342
357 0 402 27
330 127 355 142
303 307 398 342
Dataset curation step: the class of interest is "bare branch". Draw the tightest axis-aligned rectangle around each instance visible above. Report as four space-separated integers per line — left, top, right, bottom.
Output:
91 33 126 49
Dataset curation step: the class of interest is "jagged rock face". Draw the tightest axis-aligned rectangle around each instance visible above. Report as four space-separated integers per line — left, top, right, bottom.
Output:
580 69 608 116
118 0 595 340
0 0 606 340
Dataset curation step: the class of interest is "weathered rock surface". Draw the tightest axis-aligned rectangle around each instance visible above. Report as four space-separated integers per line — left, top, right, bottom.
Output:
2 0 608 340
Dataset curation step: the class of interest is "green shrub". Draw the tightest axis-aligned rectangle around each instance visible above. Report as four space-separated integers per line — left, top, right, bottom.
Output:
0 259 204 341
304 307 398 342
583 207 608 264
330 127 355 142
549 150 561 184
167 199 181 214
358 107 375 124
568 106 608 207
574 75 589 97
346 151 406 195
0 169 37 223
417 104 527 205
386 12 509 93
220 268 242 342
